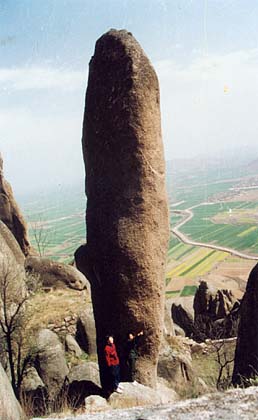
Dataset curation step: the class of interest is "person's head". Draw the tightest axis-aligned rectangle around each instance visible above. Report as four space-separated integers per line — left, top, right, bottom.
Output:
106 335 114 344
128 332 134 340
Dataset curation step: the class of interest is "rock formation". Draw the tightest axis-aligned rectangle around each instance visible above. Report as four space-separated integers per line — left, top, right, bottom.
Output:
0 362 26 420
34 329 69 402
25 256 88 290
76 308 97 355
0 154 31 255
75 29 169 388
172 282 240 342
232 263 258 385
194 281 237 320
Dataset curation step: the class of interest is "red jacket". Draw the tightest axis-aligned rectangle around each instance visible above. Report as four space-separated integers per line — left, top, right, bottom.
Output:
104 343 120 367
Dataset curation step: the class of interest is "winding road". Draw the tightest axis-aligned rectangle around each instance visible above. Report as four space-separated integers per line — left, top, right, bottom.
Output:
171 203 258 261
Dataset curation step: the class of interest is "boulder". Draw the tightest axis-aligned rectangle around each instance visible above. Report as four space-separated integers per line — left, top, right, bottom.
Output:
65 334 82 358
232 263 258 385
0 362 26 420
85 395 110 413
108 381 178 409
34 329 69 400
67 362 102 407
68 361 100 387
158 338 193 394
76 308 97 355
25 256 88 290
0 154 31 256
75 29 169 389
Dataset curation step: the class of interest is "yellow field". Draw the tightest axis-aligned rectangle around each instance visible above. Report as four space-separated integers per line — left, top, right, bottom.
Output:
166 248 227 282
238 226 257 237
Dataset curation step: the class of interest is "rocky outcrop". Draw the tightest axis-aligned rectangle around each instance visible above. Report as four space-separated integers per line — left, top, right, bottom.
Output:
75 308 97 355
193 281 239 340
232 263 258 385
172 282 240 342
25 256 88 290
0 362 26 420
34 329 69 401
194 281 237 320
0 154 31 255
75 29 169 389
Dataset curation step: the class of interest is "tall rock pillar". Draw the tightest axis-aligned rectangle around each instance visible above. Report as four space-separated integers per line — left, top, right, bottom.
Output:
232 263 258 385
75 29 169 389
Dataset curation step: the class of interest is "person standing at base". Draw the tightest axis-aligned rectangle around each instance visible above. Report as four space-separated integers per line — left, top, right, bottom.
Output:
104 335 123 393
126 330 144 383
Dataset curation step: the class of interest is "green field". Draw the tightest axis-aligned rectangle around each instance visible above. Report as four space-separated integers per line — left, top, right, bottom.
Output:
179 202 258 254
20 159 258 268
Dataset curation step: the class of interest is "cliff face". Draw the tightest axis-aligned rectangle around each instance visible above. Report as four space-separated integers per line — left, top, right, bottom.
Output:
75 29 169 389
0 154 31 256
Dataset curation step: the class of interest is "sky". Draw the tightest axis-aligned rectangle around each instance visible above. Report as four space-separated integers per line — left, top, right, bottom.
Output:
1 0 258 194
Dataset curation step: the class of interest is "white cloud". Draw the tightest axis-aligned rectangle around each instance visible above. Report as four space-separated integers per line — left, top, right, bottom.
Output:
0 109 84 194
0 66 86 91
154 48 258 159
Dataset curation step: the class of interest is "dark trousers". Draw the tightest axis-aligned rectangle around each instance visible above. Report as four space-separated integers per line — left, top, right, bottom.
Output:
128 357 136 382
109 364 120 391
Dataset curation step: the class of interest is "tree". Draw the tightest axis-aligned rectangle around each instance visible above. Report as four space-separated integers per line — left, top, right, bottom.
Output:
0 255 39 398
29 218 50 257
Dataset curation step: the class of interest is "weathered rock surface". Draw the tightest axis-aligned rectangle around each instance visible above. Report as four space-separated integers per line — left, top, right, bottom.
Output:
75 29 169 389
171 304 196 338
0 362 26 420
25 256 88 290
85 395 110 413
67 362 102 407
76 309 97 355
232 263 258 385
31 386 258 420
163 302 175 337
0 219 25 266
68 362 100 387
0 154 31 255
194 281 237 320
65 334 82 357
158 338 193 395
108 381 178 409
34 329 69 400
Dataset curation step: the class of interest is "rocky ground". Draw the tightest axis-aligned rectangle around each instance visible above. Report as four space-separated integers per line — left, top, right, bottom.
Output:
33 386 258 420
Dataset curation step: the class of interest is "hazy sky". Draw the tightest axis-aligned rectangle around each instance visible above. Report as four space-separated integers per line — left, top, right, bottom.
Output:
1 0 258 194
